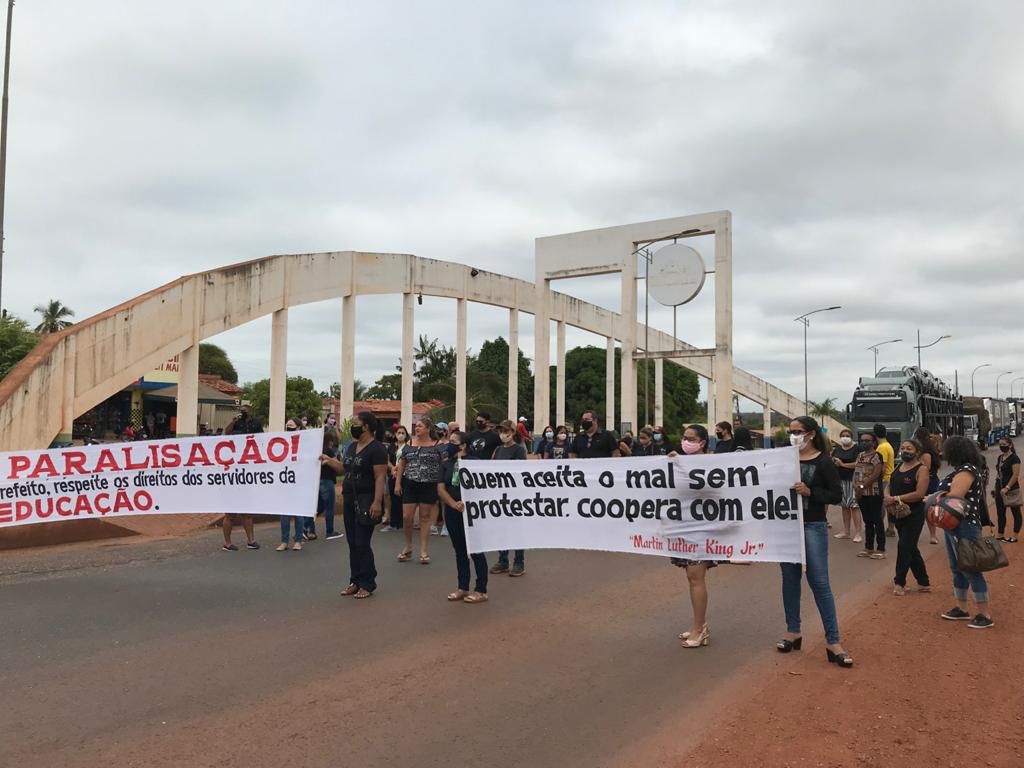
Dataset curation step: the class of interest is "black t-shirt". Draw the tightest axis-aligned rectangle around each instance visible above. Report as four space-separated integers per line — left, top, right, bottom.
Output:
320 445 339 482
799 453 842 523
998 452 1020 488
714 439 735 454
466 429 501 461
546 441 571 460
831 445 860 481
570 429 618 458
343 440 387 494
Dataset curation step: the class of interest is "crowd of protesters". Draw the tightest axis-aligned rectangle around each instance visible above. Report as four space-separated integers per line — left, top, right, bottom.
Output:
219 402 1004 665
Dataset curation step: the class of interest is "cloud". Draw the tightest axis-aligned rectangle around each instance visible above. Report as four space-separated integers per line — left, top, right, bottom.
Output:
4 0 1022 415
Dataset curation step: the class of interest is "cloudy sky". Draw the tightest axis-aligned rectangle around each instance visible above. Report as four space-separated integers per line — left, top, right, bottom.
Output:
5 1 1023 413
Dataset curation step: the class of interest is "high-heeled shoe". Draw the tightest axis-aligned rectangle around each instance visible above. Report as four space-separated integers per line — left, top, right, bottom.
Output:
680 624 710 648
776 636 802 653
826 648 854 667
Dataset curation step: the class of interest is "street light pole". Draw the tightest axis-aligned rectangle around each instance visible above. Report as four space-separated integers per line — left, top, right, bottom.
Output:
867 338 902 375
0 0 14 312
1011 376 1024 400
970 363 991 397
913 330 951 370
996 371 1014 400
793 305 841 414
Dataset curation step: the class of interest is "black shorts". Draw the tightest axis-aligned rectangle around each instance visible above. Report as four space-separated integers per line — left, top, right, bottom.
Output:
402 480 438 505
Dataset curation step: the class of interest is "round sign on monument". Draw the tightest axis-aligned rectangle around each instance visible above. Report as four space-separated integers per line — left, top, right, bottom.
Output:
648 243 706 306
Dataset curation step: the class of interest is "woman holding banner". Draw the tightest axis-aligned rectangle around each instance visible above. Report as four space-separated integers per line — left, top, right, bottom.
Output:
778 417 853 667
437 431 489 603
668 424 715 649
277 418 307 552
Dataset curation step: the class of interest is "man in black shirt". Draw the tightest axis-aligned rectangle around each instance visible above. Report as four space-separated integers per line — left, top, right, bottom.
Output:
466 411 501 461
569 410 620 459
713 421 735 453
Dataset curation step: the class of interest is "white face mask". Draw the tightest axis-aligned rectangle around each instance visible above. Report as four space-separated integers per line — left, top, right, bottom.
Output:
839 436 853 447
789 433 806 449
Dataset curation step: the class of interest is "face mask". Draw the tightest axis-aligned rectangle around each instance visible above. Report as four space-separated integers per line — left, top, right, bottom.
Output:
327 418 337 426
653 433 663 442
500 431 514 444
900 451 916 462
350 425 363 439
840 437 853 447
446 443 460 459
581 419 593 431
556 432 567 442
789 434 806 449
715 432 724 440
1000 445 1010 453
545 431 554 439
681 439 702 455
476 420 486 429
286 426 297 432
860 441 873 451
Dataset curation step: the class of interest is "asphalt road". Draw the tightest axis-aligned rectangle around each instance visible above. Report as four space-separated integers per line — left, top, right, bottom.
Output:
0 511 917 768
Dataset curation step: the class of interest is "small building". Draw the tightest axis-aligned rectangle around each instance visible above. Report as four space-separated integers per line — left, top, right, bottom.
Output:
322 398 444 429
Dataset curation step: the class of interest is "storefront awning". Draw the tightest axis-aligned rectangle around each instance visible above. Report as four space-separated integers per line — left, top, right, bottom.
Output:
143 383 241 406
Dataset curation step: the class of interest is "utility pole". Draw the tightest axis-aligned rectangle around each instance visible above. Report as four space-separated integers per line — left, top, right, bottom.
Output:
0 0 14 312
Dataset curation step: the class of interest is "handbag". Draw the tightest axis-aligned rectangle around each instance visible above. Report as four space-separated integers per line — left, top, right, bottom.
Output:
891 498 913 519
956 536 1009 573
1000 486 1023 506
354 492 378 527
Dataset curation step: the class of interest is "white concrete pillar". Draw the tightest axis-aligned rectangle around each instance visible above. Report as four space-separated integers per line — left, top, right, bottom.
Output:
619 258 637 433
654 357 664 428
456 298 467 428
533 282 550 433
340 295 355 420
178 343 200 437
605 336 616 431
556 320 566 429
706 362 715 430
763 400 773 448
268 307 288 432
58 336 77 442
508 308 519 423
713 213 734 428
401 292 415 428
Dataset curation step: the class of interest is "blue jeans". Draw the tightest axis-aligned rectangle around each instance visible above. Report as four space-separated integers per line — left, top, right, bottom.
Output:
444 506 488 593
306 479 336 536
944 520 989 603
780 521 841 644
497 549 524 567
280 515 304 544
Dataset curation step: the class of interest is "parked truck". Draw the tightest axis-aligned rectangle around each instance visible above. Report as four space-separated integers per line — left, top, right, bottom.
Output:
847 366 963 447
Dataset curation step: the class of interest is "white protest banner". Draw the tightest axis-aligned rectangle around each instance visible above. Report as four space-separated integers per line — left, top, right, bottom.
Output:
0 430 322 529
461 447 805 563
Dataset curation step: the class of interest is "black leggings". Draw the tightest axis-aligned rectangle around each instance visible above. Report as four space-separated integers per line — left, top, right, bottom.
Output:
859 496 885 552
994 492 1022 536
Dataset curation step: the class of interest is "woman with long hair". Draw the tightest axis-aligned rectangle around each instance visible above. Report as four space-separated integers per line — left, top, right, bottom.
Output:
489 419 529 576
994 438 1021 543
381 424 409 532
535 425 556 458
395 418 446 564
936 436 993 628
437 431 490 603
668 424 715 649
778 416 852 667
883 439 931 595
913 426 942 544
831 428 863 542
334 411 388 599
732 426 754 451
544 425 572 459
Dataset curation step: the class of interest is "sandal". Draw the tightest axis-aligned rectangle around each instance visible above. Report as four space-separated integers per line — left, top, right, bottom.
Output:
353 589 374 599
340 584 359 596
1007 537 1019 543
420 555 431 565
893 585 906 596
463 592 489 603
776 637 802 653
397 550 412 562
917 585 932 593
447 590 468 601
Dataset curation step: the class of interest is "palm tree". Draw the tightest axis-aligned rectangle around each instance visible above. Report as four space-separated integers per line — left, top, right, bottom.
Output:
809 397 843 421
33 299 75 333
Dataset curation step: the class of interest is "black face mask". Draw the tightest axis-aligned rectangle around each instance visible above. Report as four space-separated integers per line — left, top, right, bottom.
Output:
286 426 297 432
1000 445 1010 453
860 442 873 451
900 451 916 462
350 425 364 439
715 432 724 440
446 443 460 459
581 419 593 431
476 420 486 429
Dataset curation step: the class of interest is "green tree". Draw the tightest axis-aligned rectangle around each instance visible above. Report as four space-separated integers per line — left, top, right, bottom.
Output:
809 397 843 421
471 336 534 420
323 380 367 400
0 314 39 380
409 335 457 385
365 373 401 400
550 346 699 436
242 375 325 425
33 299 75 333
198 342 238 383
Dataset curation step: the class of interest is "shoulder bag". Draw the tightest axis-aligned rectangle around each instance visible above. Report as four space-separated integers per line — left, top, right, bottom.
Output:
956 536 1009 573
1000 486 1023 506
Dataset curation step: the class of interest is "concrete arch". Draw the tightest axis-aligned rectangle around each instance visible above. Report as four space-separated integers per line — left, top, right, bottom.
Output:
0 250 831 453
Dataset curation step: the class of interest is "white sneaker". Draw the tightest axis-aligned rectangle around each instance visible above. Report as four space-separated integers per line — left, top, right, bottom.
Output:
440 526 449 537
852 535 863 543
833 532 849 539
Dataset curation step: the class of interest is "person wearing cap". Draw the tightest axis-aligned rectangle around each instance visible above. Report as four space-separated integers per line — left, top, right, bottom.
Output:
516 416 531 444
